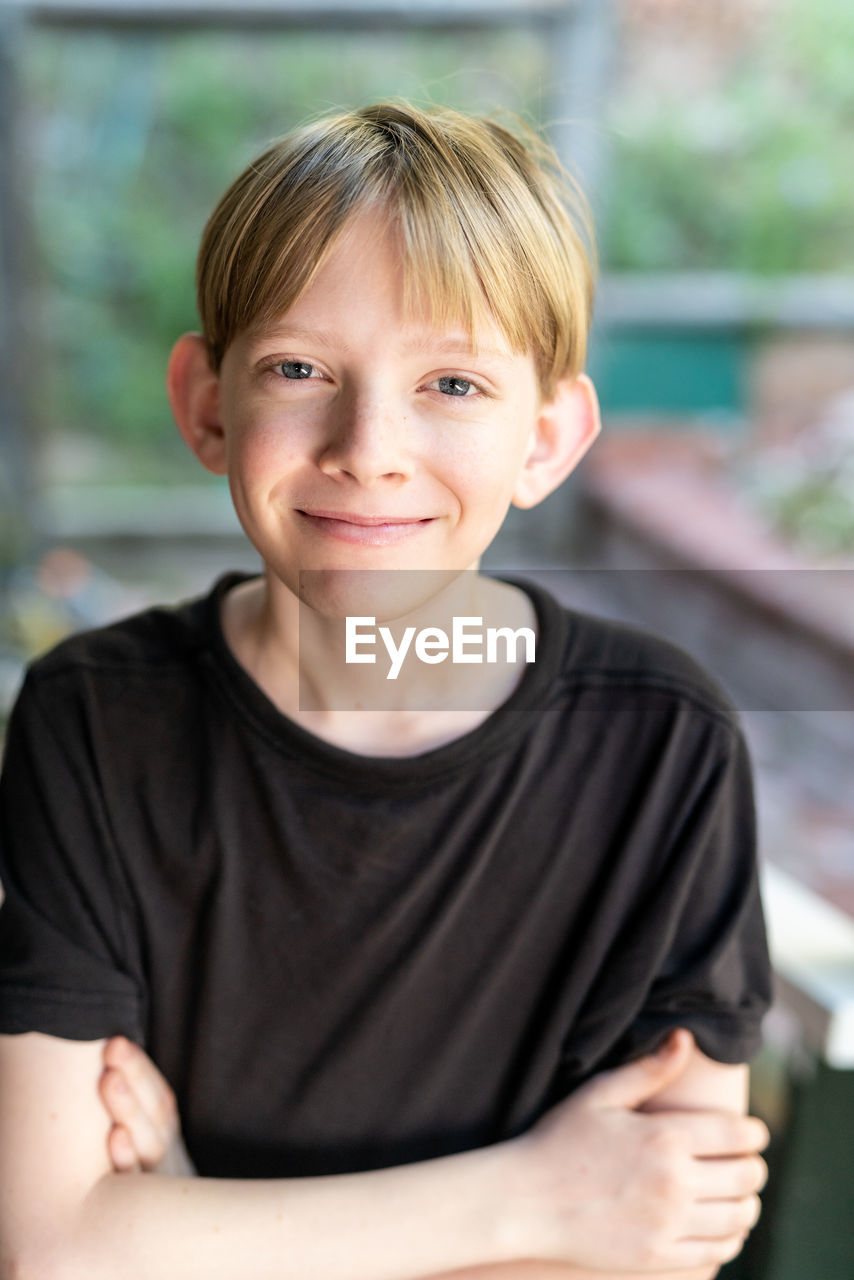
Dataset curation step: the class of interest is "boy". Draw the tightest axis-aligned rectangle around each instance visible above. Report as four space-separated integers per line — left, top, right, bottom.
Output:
0 102 770 1279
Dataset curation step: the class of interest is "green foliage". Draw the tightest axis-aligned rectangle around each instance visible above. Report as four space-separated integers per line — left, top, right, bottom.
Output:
605 0 854 272
25 26 545 475
738 442 854 558
773 478 854 556
23 0 854 484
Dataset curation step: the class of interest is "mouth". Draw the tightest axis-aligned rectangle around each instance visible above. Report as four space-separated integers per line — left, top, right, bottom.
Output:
296 509 436 546
299 509 430 526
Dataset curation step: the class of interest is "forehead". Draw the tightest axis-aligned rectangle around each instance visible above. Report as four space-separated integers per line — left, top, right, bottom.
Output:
243 321 523 368
243 208 527 365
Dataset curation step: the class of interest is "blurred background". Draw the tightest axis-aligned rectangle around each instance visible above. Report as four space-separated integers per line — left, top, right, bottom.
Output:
0 1 852 1274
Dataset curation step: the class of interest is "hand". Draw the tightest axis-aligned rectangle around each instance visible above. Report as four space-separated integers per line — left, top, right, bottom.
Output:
99 1037 196 1177
509 1030 768 1273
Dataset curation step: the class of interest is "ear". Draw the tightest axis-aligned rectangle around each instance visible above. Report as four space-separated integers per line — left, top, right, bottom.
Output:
512 373 601 510
166 333 228 476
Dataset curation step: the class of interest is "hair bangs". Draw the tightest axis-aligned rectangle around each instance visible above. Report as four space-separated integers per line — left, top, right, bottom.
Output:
196 102 596 398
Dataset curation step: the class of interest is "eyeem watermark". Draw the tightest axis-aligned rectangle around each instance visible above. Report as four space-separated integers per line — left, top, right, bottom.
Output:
346 615 537 680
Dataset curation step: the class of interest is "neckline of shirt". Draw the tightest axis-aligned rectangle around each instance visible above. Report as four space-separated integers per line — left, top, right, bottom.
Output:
200 570 571 786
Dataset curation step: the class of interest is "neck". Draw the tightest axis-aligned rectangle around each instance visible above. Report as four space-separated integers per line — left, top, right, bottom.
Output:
222 567 537 753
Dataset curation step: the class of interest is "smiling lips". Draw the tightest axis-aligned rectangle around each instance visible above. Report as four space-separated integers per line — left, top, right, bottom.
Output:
297 509 435 546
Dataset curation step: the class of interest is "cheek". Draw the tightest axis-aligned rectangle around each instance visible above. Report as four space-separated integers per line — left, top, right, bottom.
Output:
227 415 304 485
444 418 530 503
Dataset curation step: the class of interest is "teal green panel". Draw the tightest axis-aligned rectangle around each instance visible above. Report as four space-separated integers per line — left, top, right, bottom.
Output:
588 329 746 415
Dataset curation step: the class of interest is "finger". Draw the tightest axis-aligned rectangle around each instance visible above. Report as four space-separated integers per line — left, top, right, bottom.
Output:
103 1034 140 1074
684 1193 762 1240
578 1029 695 1110
667 1110 770 1158
691 1153 768 1199
100 1065 168 1168
106 1038 178 1141
108 1122 142 1173
669 1231 751 1271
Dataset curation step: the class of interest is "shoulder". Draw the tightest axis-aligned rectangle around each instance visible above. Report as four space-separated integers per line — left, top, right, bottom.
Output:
9 575 240 736
27 595 206 682
20 572 244 686
520 575 742 737
569 611 737 722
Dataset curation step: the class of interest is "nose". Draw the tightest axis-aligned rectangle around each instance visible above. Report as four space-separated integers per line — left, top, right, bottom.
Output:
317 385 414 487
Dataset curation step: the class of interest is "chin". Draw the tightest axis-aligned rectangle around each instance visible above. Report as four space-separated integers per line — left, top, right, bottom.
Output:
296 566 465 624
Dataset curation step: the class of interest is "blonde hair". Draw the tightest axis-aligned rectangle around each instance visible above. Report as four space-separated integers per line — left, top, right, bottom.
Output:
197 101 596 399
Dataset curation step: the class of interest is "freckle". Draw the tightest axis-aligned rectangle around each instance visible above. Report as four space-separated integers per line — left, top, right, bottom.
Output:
49 1112 57 1121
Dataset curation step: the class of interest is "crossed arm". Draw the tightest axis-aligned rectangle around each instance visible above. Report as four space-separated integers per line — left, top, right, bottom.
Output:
0 1028 767 1280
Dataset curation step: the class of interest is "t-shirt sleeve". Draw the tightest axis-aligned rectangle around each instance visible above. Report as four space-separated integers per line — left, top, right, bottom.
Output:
611 724 772 1066
555 718 774 1086
0 670 146 1041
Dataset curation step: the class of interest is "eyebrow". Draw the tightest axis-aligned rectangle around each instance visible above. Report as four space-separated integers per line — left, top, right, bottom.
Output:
250 324 515 363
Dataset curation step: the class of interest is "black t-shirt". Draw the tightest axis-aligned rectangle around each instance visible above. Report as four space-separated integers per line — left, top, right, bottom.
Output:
0 573 771 1178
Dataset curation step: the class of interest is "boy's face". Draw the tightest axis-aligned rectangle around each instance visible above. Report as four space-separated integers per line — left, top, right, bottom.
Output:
176 207 598 614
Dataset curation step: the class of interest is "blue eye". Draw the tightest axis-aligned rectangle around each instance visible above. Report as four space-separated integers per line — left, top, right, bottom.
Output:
280 361 314 379
437 376 474 397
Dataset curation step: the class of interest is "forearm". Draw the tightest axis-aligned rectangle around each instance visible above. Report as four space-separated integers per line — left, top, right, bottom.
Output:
3 1034 761 1280
37 1141 518 1280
